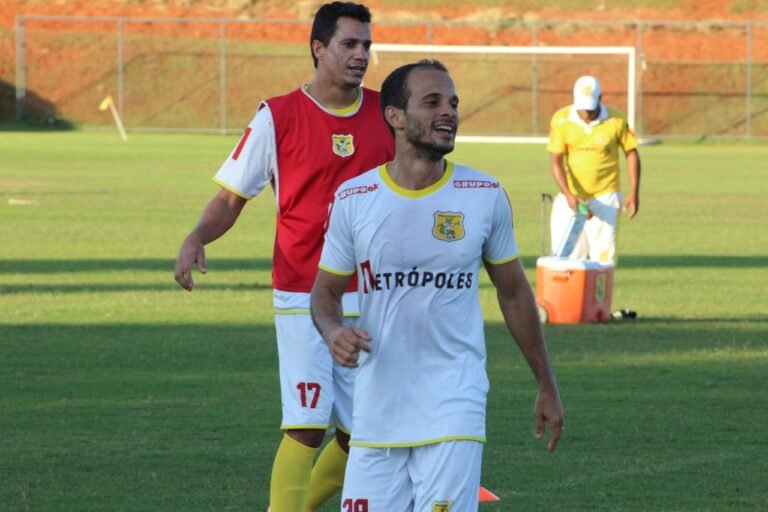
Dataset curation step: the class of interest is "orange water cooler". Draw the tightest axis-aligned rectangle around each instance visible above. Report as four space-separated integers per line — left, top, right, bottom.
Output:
535 256 614 324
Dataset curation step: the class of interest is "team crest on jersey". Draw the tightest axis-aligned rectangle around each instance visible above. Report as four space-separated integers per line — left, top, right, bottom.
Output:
332 134 355 158
432 211 465 242
595 133 610 146
432 502 453 512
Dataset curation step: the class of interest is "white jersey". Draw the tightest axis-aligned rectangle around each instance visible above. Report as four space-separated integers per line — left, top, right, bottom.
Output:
319 161 519 447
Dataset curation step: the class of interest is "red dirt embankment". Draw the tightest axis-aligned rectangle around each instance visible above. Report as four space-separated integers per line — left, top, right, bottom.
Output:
3 0 768 30
2 0 766 126
2 0 766 66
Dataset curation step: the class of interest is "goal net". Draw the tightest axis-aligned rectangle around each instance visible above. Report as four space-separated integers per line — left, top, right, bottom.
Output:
368 44 636 143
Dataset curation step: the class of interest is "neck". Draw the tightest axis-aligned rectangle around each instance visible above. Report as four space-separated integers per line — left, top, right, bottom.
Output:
387 153 446 191
306 79 359 110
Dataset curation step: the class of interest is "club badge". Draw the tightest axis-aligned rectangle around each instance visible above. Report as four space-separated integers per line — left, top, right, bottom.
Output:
332 134 355 158
433 211 465 242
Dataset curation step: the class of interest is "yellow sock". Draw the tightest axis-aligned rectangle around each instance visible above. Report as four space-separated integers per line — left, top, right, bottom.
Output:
270 434 317 512
304 438 349 511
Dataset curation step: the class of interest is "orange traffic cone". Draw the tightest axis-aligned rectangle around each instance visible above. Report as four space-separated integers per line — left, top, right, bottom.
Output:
478 485 500 502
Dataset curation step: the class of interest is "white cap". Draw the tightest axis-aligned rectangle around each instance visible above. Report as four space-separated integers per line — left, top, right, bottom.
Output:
573 75 601 111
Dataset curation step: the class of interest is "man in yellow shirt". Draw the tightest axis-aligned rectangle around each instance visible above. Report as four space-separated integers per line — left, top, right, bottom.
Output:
546 75 641 263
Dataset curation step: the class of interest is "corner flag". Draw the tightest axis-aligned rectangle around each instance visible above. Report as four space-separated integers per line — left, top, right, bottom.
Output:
98 95 127 141
99 95 112 111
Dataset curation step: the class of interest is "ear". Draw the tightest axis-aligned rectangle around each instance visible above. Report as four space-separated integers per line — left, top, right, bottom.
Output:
311 39 325 62
384 105 404 132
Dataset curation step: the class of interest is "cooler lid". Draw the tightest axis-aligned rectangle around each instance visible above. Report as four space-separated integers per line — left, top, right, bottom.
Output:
536 256 615 270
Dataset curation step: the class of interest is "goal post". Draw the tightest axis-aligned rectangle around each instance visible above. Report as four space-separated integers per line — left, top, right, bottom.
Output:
369 44 637 144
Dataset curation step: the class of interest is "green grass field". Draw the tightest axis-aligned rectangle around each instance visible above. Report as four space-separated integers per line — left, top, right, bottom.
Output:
1 131 767 511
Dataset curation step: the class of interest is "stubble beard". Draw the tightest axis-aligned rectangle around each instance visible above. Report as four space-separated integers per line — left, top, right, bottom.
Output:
405 118 454 161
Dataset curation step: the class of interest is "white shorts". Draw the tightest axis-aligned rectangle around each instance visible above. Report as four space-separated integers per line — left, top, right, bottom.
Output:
550 191 621 263
274 313 357 433
341 440 483 511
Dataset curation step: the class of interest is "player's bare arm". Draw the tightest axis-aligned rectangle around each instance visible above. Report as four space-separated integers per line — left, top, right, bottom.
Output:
623 148 641 219
485 258 564 452
310 269 372 368
549 152 582 212
174 188 246 291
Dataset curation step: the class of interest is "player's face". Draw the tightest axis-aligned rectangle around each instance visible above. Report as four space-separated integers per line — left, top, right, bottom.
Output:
577 105 601 123
315 17 372 89
403 68 460 160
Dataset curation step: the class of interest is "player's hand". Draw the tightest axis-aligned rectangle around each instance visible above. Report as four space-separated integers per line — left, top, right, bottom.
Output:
326 326 372 368
534 385 564 453
565 194 584 214
174 236 207 291
623 194 639 219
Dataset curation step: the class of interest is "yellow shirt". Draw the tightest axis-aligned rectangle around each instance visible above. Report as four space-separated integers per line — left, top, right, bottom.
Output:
546 105 638 199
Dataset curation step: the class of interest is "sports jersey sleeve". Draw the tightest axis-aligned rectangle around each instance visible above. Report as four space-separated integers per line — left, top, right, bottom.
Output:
212 102 276 199
618 117 639 154
483 187 519 265
546 110 567 154
318 193 356 276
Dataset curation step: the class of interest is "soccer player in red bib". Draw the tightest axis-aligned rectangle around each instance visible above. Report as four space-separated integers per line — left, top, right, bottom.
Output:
174 3 394 511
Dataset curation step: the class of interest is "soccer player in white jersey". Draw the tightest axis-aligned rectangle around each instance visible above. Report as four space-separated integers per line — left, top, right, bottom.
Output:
310 60 564 511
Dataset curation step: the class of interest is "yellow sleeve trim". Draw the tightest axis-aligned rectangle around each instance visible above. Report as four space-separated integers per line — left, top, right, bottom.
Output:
212 177 251 200
318 263 355 276
485 252 520 265
331 423 352 436
281 423 331 430
350 435 486 448
274 309 310 315
282 423 354 434
274 309 359 318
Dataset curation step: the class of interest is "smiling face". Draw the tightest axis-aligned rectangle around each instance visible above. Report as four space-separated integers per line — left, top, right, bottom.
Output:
402 68 460 160
312 16 372 90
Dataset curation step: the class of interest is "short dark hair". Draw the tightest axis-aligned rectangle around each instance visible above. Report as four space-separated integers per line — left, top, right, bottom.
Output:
379 59 449 135
310 2 372 68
